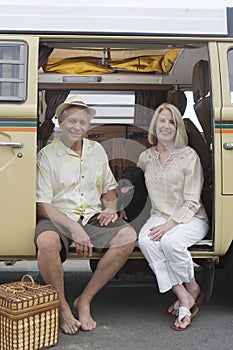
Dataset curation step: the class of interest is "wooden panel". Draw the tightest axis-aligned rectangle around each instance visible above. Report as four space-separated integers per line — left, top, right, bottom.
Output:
87 124 126 142
87 124 149 181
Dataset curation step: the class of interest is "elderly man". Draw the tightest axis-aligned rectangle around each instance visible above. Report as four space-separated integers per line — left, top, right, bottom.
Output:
35 95 136 334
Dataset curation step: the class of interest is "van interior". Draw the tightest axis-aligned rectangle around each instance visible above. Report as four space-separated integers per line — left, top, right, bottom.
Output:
37 38 213 256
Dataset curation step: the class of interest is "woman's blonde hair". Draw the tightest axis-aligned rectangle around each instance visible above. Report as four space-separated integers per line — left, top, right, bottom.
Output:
148 103 188 147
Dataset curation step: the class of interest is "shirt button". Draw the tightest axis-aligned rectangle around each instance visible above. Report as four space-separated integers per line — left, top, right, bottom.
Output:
82 175 85 178
81 193 83 196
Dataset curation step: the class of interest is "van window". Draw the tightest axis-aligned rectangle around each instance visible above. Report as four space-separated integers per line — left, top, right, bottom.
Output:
228 48 233 102
52 91 203 131
72 91 135 125
183 91 202 131
0 41 27 101
52 91 135 130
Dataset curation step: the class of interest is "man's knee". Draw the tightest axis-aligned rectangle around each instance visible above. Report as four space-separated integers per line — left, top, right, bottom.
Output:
36 230 62 253
120 226 137 246
110 226 136 251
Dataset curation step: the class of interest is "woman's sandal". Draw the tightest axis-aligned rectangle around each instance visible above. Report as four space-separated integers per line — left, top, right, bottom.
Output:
167 290 204 317
171 304 199 331
166 300 179 317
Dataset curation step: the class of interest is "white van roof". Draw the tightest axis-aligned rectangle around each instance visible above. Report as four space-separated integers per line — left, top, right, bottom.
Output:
0 1 231 36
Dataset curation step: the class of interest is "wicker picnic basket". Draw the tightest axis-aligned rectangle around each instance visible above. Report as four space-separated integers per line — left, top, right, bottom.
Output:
0 274 60 350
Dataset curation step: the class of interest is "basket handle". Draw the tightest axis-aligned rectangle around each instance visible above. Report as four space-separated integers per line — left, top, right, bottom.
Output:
21 274 35 286
6 274 35 294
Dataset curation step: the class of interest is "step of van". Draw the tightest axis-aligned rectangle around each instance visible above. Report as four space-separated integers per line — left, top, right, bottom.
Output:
68 239 213 259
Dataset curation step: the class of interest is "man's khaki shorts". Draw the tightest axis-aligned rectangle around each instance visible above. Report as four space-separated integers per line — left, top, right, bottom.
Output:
35 214 131 262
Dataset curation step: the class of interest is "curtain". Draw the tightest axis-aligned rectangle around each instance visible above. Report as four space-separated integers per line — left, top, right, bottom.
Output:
37 90 70 149
134 90 167 126
167 90 187 116
38 44 56 149
38 44 54 69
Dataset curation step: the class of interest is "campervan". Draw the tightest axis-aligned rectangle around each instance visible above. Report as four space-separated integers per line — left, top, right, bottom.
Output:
0 1 233 297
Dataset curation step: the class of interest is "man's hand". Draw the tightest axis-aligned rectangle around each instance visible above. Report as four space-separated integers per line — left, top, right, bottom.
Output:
70 222 93 257
74 241 93 258
37 202 93 257
97 208 118 226
99 189 118 226
119 209 128 221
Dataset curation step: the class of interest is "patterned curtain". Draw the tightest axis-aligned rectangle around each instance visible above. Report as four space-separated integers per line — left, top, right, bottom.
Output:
134 90 167 127
38 44 54 69
37 90 70 149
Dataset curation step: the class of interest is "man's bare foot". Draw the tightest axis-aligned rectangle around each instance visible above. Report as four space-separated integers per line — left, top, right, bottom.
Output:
74 297 97 331
59 308 81 335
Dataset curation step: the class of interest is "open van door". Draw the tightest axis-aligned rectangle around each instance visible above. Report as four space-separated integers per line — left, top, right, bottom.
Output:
216 41 233 288
0 36 38 260
217 43 233 195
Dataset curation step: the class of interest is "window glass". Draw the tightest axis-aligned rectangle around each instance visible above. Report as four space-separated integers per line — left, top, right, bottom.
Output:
53 91 135 130
183 91 203 131
52 90 203 131
0 41 27 101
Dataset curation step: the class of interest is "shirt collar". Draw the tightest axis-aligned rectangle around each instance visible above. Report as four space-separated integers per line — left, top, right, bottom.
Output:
52 137 94 157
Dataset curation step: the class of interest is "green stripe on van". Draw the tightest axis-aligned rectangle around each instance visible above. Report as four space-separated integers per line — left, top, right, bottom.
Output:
215 123 233 129
0 122 37 127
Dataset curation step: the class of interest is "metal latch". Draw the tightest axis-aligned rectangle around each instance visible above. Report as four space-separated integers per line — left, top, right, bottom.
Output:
223 142 233 150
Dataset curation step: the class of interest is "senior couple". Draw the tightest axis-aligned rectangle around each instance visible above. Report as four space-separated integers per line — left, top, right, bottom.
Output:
35 95 208 333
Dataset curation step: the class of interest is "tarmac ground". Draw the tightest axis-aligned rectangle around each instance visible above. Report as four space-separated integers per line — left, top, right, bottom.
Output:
1 259 233 350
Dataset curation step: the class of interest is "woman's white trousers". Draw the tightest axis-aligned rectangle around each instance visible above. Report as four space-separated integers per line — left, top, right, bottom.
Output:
138 215 209 293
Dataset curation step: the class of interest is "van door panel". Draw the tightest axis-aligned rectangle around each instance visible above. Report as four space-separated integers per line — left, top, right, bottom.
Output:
0 36 38 258
217 43 233 195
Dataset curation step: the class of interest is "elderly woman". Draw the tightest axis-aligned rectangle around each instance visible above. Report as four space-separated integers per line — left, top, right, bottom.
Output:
138 103 209 331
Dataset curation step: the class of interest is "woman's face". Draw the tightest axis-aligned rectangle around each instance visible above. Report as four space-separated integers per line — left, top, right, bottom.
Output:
155 108 176 145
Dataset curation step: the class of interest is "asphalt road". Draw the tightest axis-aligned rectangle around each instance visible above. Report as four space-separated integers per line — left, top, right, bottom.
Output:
0 260 233 350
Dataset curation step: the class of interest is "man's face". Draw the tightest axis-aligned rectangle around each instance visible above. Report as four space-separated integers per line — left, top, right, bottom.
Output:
59 106 90 145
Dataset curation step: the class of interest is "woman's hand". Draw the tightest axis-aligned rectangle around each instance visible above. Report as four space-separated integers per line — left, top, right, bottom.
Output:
148 220 177 241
